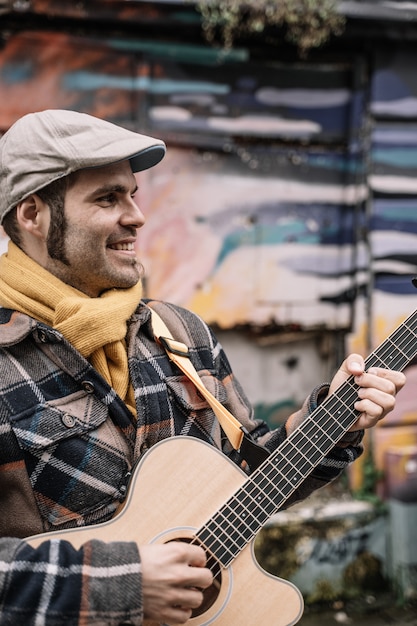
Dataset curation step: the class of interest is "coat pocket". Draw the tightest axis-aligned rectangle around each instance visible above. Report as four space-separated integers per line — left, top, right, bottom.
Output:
165 371 228 446
9 391 130 528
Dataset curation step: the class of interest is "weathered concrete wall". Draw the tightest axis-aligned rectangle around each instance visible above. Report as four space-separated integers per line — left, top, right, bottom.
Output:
215 329 339 428
256 499 388 604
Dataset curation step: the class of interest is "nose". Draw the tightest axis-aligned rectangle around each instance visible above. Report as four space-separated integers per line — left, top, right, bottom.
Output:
121 195 146 229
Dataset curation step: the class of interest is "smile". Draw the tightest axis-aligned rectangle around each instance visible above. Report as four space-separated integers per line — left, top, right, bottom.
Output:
109 242 135 251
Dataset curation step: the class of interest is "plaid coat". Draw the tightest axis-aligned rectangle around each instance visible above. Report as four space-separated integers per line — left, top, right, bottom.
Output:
0 300 363 625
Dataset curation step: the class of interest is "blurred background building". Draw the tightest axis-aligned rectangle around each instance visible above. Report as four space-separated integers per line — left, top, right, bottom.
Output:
0 0 416 603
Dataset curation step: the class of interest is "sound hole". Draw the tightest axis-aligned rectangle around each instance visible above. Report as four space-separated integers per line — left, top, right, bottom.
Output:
170 537 222 617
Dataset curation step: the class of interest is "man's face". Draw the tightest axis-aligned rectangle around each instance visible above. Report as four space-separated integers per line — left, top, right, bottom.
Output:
44 160 146 297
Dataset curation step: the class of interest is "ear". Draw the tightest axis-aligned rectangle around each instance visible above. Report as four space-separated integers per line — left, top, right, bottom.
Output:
15 194 50 240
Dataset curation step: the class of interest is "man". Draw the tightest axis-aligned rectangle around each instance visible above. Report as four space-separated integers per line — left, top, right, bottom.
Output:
0 109 405 626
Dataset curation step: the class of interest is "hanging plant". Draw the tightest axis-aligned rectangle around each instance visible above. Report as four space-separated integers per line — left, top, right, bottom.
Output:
194 0 345 55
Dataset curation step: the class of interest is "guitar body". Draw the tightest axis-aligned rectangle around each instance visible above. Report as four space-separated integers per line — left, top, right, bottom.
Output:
27 437 303 626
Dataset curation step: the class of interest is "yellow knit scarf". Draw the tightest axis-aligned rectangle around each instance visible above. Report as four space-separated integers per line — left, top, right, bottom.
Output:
0 242 141 416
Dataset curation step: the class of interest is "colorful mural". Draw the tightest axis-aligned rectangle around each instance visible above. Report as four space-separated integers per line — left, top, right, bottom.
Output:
140 146 365 330
0 3 417 499
0 30 366 332
361 48 417 500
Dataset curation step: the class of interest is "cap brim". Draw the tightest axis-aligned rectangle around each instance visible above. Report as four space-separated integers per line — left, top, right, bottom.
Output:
129 144 166 172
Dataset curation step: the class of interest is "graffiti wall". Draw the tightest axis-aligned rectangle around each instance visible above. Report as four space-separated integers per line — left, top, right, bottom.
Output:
0 10 416 498
356 47 417 498
0 30 365 331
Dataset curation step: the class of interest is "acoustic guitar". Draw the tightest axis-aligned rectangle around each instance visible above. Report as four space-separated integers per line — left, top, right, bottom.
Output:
27 309 417 625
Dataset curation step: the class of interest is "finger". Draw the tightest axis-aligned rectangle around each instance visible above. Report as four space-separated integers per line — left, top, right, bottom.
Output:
345 355 365 376
357 383 396 405
174 588 205 610
164 588 205 624
329 354 365 395
366 367 406 393
355 372 397 395
186 544 208 568
171 544 213 589
354 395 394 420
164 605 193 625
351 392 396 431
164 542 207 570
352 410 385 430
184 565 213 590
146 584 204 622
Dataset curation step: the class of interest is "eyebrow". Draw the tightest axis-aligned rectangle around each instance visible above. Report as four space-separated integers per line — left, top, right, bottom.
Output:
88 183 139 199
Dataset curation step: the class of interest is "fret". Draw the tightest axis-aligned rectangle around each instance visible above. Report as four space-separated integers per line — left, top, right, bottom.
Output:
197 486 275 562
198 517 240 564
228 504 262 541
255 464 283 500
289 421 338 462
198 483 280 564
239 478 283 522
254 470 292 515
232 495 267 531
237 479 277 519
243 481 276 513
366 316 417 371
213 507 253 545
263 443 318 499
263 451 309 492
195 310 417 571
384 336 415 361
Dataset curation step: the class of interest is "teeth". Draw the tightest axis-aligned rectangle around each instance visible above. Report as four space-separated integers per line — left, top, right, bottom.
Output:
111 243 134 251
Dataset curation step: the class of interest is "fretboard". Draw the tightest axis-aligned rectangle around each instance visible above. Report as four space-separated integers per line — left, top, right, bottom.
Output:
197 309 417 567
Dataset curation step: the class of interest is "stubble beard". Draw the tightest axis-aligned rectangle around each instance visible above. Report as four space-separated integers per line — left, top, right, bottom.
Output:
45 210 144 293
46 204 70 266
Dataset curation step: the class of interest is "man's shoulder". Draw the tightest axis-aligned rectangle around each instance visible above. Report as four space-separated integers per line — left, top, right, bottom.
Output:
142 299 211 347
143 299 205 324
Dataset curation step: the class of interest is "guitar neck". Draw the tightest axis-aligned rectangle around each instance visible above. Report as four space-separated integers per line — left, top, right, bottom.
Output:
197 309 417 567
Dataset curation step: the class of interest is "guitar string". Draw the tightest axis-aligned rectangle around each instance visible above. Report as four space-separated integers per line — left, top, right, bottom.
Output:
186 313 417 583
202 389 362 562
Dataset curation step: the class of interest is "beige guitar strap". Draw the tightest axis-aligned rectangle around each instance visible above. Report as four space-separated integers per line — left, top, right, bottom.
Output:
149 307 244 451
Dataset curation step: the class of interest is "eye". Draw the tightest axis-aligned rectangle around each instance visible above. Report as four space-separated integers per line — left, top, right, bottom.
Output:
97 193 117 207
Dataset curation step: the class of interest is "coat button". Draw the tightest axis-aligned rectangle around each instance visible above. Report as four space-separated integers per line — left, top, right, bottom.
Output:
61 413 76 428
81 380 95 393
38 330 48 343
